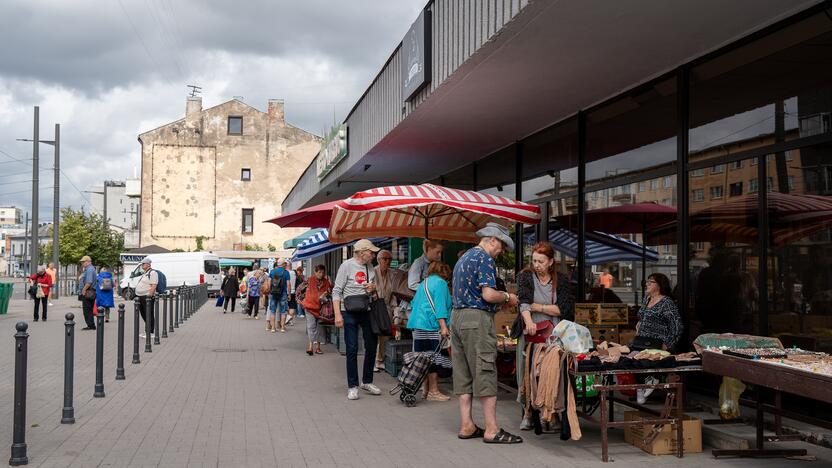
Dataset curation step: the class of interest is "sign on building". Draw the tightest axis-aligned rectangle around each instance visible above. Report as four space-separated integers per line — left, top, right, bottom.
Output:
316 124 349 180
402 9 432 101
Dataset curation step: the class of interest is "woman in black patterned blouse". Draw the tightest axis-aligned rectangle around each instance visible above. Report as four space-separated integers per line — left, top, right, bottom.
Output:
635 273 683 352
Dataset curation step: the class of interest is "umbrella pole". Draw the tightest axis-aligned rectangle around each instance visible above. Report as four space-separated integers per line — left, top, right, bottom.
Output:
641 222 647 301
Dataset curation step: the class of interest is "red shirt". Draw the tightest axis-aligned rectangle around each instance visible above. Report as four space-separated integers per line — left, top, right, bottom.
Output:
30 273 53 296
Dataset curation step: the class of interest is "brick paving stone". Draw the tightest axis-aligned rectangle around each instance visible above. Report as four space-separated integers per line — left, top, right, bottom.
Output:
0 295 831 467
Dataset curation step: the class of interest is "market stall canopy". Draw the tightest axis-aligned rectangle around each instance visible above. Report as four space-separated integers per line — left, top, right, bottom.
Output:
554 202 677 234
329 183 541 243
528 228 659 265
219 258 253 268
264 201 339 228
283 228 325 249
292 229 388 261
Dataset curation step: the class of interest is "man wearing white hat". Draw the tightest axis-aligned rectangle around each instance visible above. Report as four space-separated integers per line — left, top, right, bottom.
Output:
451 223 522 444
134 257 158 338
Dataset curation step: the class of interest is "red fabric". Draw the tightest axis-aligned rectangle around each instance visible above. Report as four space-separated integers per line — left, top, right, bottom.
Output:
301 275 331 312
29 273 52 296
263 201 340 228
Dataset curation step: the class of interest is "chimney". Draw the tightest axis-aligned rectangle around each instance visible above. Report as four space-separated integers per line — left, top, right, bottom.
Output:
186 97 202 118
267 99 284 123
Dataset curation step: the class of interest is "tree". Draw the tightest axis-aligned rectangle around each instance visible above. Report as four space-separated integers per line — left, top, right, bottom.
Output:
56 208 124 268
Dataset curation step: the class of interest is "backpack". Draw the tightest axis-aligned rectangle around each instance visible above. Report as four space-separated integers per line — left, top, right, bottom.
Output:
153 269 167 293
100 276 113 291
270 270 285 296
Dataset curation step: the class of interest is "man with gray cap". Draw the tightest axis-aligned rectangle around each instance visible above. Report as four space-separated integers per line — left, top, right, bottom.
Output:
451 222 522 444
134 257 158 338
79 255 98 330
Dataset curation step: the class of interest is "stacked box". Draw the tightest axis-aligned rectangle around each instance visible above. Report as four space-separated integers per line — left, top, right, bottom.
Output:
335 327 365 355
384 339 413 377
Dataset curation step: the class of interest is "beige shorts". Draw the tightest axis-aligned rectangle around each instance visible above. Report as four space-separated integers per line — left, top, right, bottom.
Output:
451 308 497 398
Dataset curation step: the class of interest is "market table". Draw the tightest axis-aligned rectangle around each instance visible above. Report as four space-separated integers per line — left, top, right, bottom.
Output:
702 350 832 458
571 365 703 462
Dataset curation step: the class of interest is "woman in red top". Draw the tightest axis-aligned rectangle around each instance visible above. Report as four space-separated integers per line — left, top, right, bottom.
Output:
29 265 53 322
301 264 332 355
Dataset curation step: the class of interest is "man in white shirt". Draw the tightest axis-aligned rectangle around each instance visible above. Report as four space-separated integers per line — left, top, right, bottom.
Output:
134 257 158 338
285 261 298 326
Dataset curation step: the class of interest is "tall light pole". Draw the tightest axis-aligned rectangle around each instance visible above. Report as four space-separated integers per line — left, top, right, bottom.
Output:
31 107 39 272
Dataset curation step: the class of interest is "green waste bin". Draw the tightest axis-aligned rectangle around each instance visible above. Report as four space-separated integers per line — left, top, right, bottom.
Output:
0 282 13 315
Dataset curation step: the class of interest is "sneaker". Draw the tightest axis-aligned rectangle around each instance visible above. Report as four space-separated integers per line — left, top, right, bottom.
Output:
270 329 276 333
360 383 381 395
520 417 532 431
139 333 146 339
426 391 451 401
643 376 658 399
279 328 286 333
636 389 647 405
48 302 54 306
374 362 385 373
347 387 360 400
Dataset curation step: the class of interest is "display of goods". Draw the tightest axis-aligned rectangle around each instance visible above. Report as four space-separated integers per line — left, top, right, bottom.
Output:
693 333 783 354
723 348 787 359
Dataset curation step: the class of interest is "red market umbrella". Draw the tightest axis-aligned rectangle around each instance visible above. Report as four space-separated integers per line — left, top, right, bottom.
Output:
264 200 339 228
328 183 541 243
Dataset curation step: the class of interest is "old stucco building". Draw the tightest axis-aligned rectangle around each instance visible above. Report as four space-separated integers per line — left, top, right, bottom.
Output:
138 97 321 251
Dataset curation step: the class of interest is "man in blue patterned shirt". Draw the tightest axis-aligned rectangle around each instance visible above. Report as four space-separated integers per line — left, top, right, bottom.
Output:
451 223 522 444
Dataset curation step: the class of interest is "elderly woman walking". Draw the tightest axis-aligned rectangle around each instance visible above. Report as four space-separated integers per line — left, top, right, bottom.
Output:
220 269 240 314
408 261 453 401
333 239 381 401
29 265 53 322
301 264 332 353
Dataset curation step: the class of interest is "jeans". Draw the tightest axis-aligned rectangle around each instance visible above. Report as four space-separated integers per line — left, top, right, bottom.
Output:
33 297 47 321
270 292 288 315
343 311 377 388
81 296 96 328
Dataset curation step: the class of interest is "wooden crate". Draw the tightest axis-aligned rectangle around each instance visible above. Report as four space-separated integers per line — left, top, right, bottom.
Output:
575 303 629 325
587 325 619 345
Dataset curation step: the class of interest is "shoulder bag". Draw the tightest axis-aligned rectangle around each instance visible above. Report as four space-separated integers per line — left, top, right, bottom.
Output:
343 265 372 313
510 273 556 342
422 278 451 348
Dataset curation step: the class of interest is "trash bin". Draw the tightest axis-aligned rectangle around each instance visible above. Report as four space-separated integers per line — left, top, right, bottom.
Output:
0 282 13 315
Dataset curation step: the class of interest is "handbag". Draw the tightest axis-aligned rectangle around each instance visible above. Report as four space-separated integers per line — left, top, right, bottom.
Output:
422 279 450 349
343 265 372 313
510 273 556 340
628 335 664 351
318 294 335 324
369 299 393 336
526 320 554 343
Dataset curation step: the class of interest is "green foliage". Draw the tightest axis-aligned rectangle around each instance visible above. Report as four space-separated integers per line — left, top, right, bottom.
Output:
267 243 277 252
195 236 205 251
171 248 185 253
244 243 264 251
57 208 124 268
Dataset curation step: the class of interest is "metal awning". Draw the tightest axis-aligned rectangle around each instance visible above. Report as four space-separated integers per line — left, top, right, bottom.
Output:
219 259 253 267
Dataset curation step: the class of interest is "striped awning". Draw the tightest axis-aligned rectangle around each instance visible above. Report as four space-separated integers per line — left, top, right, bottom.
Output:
291 230 389 261
527 228 659 265
329 184 541 243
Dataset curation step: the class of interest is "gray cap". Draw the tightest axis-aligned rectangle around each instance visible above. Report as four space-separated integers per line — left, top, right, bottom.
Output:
476 222 514 251
140 256 152 265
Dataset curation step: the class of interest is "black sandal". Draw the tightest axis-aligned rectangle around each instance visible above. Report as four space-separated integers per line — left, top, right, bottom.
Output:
457 426 485 439
483 429 523 444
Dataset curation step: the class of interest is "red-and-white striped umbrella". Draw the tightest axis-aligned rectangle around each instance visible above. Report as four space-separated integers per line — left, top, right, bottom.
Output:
328 183 541 243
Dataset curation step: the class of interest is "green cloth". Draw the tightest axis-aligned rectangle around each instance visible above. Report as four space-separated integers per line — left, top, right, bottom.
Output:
219 259 253 267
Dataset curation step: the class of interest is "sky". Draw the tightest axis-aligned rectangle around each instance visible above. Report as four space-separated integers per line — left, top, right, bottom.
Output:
0 0 425 222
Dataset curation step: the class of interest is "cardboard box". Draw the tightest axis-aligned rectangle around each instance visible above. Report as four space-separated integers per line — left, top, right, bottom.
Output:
494 306 517 335
587 325 618 345
623 411 702 455
575 303 629 325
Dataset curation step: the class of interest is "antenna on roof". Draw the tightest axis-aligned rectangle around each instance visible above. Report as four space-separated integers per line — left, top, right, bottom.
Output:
187 85 202 98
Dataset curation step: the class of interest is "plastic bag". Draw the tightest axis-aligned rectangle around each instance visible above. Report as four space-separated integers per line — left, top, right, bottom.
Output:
552 320 594 353
575 374 598 397
718 377 746 420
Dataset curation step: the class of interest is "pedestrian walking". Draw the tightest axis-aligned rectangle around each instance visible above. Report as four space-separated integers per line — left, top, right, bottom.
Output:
96 267 116 322
78 255 98 330
247 270 262 319
333 239 381 401
260 267 271 326
301 264 332 354
46 262 57 305
270 260 291 332
451 223 522 444
134 257 158 338
220 269 239 313
294 265 306 318
286 264 298 325
29 265 52 322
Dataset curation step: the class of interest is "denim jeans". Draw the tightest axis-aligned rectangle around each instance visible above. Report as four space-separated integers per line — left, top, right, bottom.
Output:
343 311 378 388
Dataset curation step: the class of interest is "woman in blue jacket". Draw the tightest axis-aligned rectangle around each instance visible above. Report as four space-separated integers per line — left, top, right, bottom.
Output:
407 261 453 401
96 267 116 322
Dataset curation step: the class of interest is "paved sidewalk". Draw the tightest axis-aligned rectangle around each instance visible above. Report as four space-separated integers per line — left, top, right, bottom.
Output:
0 297 830 467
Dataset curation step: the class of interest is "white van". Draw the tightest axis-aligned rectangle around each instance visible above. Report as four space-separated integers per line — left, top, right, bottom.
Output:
120 252 221 299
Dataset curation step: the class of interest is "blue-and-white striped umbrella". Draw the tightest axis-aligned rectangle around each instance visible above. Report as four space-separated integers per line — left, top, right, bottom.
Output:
291 229 389 261
526 228 658 265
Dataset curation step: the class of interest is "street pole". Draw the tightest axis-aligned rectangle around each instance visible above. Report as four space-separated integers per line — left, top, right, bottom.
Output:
23 212 29 278
53 124 60 296
103 181 108 227
31 106 39 274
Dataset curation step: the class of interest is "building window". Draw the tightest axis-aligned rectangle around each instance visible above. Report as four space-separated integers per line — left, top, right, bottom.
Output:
242 208 253 234
691 168 705 177
228 116 243 135
749 178 759 193
638 181 647 192
710 185 724 199
650 179 658 190
730 160 743 170
663 176 674 188
785 150 794 162
692 189 704 202
694 242 705 250
788 176 795 190
241 168 251 181
751 157 758 166
729 182 743 197
712 164 725 174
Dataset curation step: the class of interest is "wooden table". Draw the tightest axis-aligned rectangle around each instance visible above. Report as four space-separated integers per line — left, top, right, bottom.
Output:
702 350 832 458
571 365 702 462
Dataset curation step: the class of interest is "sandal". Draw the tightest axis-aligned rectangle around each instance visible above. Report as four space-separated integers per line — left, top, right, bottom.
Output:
483 429 523 444
306 345 314 356
458 426 485 440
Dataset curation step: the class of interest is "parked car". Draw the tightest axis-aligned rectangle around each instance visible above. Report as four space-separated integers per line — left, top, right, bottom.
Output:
120 252 221 299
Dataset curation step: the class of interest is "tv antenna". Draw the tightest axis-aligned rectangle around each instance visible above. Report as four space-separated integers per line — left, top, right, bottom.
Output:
187 85 202 98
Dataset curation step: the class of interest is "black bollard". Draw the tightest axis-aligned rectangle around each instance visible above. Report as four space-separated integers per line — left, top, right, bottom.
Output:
94 308 105 398
161 293 168 339
116 304 125 380
145 296 153 353
168 292 175 334
9 322 29 466
62 313 75 424
153 296 161 345
173 289 179 329
132 297 141 364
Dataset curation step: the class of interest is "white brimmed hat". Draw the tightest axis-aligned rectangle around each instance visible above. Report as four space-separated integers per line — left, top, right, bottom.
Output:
353 239 380 252
476 222 515 251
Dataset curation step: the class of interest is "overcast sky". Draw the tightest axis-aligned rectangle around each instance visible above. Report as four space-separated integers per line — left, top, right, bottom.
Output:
0 0 424 222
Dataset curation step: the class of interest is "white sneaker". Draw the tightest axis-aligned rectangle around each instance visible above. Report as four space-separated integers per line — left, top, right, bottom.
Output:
139 333 146 339
637 389 647 405
360 383 381 395
48 302 54 306
642 376 658 399
347 387 360 400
